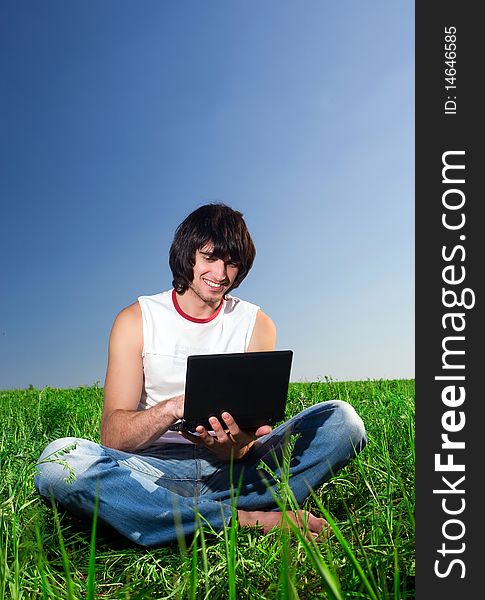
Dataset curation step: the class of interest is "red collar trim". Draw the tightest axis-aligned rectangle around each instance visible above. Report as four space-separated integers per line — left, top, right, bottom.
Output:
172 289 224 323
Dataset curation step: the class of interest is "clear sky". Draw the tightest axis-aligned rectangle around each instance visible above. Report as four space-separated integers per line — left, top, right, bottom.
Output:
0 1 414 389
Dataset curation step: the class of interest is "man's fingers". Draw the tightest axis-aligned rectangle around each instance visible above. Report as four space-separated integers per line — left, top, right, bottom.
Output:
208 417 230 442
220 412 240 437
255 424 272 437
180 426 216 447
186 415 261 459
221 412 271 442
195 426 215 445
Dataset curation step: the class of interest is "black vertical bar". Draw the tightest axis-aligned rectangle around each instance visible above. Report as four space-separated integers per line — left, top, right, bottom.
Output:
416 1 481 597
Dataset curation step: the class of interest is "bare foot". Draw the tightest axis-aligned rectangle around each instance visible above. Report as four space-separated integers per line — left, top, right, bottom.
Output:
237 509 329 539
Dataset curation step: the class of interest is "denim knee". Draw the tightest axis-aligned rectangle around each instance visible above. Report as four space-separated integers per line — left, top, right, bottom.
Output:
329 400 367 453
34 437 99 500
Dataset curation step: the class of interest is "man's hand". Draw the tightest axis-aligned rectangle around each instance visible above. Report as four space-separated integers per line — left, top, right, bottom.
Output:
166 394 185 421
180 412 272 461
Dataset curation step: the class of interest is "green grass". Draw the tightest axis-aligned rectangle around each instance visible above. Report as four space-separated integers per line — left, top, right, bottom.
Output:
0 379 415 599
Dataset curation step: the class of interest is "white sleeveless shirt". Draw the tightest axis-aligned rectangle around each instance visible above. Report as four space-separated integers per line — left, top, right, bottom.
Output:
137 289 260 444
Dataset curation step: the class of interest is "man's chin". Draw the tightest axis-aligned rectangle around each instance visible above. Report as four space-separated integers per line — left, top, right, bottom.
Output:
189 285 226 305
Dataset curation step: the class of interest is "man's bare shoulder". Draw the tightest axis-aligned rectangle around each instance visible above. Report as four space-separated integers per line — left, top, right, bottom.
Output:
110 301 142 343
255 310 276 334
117 301 141 318
248 309 276 352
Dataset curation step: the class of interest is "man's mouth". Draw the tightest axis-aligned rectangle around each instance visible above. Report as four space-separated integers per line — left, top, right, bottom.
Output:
202 278 226 290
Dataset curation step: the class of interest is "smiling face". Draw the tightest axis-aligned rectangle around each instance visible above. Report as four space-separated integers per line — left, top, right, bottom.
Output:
169 204 256 296
188 243 239 306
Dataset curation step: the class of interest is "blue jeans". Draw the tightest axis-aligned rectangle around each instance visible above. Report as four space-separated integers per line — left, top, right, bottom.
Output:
34 401 366 547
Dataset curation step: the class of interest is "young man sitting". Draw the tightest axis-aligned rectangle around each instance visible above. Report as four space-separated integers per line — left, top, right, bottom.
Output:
35 203 367 546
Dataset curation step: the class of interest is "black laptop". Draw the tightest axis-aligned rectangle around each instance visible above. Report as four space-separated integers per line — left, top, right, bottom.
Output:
169 350 293 432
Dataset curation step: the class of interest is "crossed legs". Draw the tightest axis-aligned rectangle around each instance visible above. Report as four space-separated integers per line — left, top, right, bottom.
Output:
35 400 367 546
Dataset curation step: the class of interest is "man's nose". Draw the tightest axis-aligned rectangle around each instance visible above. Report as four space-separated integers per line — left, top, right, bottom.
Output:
213 259 227 279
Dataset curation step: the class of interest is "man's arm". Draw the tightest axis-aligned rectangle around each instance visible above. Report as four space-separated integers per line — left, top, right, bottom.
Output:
100 302 184 452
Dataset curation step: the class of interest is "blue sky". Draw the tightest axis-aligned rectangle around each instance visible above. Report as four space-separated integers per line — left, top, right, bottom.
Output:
0 1 414 389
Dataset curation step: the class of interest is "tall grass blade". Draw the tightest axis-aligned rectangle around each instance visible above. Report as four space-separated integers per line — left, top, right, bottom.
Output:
0 509 11 600
50 497 76 600
330 475 380 594
223 449 246 600
172 494 187 558
281 513 343 600
221 505 237 600
311 496 379 600
10 511 20 600
195 511 210 599
260 436 344 600
278 529 299 600
189 527 198 600
86 486 99 600
34 521 54 600
394 545 401 600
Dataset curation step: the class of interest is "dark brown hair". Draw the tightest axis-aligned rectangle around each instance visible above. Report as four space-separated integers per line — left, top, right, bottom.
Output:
169 203 256 294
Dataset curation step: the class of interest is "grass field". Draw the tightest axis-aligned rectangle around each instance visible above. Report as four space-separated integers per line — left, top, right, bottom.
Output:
0 379 415 599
